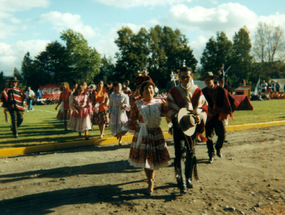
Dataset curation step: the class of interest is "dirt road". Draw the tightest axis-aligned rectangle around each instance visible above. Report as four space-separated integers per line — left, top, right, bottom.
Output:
0 126 285 214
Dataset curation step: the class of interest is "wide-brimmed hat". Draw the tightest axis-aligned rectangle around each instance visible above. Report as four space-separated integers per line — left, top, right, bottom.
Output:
177 108 197 136
88 84 96 90
199 72 218 81
9 77 18 82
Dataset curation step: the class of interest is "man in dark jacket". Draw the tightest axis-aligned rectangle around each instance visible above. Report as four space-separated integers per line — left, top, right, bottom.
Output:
200 72 239 163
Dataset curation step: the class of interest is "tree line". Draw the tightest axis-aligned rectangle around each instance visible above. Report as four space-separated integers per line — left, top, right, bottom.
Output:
1 22 285 92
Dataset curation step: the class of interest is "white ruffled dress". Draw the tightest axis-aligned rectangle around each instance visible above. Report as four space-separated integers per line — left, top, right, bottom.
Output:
109 92 130 134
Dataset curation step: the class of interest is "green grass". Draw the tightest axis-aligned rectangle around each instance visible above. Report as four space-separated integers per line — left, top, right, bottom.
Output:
1 99 285 148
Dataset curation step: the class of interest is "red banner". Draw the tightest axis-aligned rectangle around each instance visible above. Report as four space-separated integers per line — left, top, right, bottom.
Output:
40 84 61 99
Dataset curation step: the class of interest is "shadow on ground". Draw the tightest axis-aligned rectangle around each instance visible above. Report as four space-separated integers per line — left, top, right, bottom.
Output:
0 160 179 215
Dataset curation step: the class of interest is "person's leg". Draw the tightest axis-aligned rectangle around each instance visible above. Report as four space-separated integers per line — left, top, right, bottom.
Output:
84 130 89 140
101 124 105 137
79 132 82 137
205 121 215 163
27 99 31 111
173 120 187 193
144 168 155 195
185 135 195 188
99 124 103 138
215 119 226 157
64 110 68 130
9 110 17 136
118 136 122 145
16 110 23 128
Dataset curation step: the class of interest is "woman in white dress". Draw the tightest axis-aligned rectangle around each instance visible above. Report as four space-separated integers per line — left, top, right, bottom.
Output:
109 82 130 145
115 81 170 196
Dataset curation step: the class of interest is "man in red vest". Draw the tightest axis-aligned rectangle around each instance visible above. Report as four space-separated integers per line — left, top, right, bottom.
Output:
166 67 208 194
1 77 26 138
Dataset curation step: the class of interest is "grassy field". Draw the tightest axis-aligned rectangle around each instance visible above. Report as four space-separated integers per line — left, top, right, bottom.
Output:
1 99 285 148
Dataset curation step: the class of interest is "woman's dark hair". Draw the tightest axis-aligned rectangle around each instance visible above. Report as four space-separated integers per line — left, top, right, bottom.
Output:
113 82 121 88
73 85 85 96
140 81 155 96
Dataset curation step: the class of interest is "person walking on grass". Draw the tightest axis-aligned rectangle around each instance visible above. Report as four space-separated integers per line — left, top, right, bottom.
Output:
68 85 91 140
1 77 26 138
109 82 130 146
55 82 72 131
25 86 35 112
115 81 170 196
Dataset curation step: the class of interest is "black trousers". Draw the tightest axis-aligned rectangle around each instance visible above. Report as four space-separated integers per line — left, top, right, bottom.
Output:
205 114 226 157
9 109 23 135
173 118 196 180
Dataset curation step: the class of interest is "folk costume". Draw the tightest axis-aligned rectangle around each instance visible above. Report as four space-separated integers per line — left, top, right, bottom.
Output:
122 99 170 170
56 90 72 121
166 83 208 191
202 78 239 162
92 88 109 126
1 77 26 137
109 92 130 135
68 93 92 132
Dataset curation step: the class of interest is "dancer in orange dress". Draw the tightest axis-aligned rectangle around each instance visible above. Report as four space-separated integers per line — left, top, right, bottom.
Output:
91 80 109 138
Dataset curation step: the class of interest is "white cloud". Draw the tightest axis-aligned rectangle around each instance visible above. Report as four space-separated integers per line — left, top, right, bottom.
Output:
0 22 18 38
259 12 285 27
190 36 208 62
165 3 258 38
0 0 49 39
93 0 191 8
38 11 99 39
93 23 146 58
0 40 50 76
0 0 49 13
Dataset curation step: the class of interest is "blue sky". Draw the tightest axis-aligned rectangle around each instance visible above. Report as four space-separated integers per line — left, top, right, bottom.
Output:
1 0 285 76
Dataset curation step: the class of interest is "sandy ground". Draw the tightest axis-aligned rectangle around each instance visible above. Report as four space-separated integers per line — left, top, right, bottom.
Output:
0 126 285 215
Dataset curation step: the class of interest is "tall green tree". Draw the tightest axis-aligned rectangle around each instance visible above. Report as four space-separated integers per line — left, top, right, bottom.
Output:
21 52 39 90
0 71 6 91
34 41 70 84
115 25 197 89
115 27 149 85
60 29 101 83
230 27 253 87
200 31 232 77
95 55 116 83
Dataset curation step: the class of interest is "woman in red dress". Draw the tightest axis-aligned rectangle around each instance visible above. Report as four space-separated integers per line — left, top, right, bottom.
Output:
55 82 72 131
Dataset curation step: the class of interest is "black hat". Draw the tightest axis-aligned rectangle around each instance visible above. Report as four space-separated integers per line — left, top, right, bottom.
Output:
199 72 218 81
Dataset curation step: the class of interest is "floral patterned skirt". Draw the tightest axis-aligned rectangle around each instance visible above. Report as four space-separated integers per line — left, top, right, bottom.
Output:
128 127 170 170
93 110 109 126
